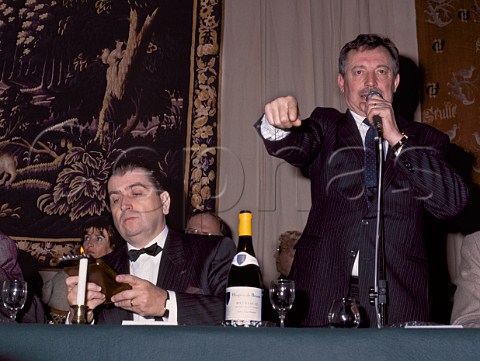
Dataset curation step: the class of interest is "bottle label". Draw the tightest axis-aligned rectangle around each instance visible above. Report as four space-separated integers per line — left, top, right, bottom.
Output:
225 286 262 322
231 252 259 267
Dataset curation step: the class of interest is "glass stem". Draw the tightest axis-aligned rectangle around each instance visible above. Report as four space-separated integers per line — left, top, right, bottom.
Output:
279 312 286 328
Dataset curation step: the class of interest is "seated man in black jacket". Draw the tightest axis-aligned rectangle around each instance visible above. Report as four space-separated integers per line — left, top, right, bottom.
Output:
66 153 236 325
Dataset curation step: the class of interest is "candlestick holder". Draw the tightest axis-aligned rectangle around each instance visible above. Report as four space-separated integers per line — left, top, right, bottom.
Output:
71 305 88 324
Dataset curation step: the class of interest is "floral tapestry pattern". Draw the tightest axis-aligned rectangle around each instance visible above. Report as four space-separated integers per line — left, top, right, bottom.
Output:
0 0 222 267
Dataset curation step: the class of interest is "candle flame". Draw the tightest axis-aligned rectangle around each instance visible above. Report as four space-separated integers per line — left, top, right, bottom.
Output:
79 246 85 255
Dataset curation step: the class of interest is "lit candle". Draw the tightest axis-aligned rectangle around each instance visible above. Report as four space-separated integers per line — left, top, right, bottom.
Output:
76 258 88 306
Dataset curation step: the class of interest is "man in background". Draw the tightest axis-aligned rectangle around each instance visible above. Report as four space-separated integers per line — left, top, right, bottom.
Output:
185 211 230 237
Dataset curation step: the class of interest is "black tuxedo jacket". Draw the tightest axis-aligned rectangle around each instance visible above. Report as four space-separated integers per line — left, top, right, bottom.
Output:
257 107 469 327
96 230 236 325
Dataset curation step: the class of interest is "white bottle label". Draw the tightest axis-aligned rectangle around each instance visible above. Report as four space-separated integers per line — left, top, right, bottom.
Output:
225 286 262 322
231 252 259 267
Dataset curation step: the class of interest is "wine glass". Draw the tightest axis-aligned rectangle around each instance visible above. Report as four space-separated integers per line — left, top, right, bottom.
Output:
269 279 295 327
2 279 28 321
327 297 360 328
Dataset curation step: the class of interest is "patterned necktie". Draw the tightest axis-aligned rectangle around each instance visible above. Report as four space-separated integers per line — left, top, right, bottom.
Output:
363 119 378 207
127 243 163 262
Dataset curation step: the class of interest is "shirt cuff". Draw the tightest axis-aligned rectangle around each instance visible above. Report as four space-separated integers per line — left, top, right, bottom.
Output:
259 114 290 141
162 290 177 325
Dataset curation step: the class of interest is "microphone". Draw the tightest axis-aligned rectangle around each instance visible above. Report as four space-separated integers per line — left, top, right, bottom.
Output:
366 90 383 137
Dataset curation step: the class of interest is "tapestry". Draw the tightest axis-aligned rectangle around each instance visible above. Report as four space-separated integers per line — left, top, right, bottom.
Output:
0 0 222 267
415 0 480 185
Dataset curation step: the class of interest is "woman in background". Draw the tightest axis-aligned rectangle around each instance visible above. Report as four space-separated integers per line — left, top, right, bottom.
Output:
274 230 302 278
42 217 123 320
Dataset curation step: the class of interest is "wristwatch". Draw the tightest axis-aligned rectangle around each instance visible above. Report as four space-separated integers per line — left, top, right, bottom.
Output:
391 133 408 153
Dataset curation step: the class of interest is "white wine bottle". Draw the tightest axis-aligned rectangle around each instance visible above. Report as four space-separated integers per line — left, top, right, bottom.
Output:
225 210 263 326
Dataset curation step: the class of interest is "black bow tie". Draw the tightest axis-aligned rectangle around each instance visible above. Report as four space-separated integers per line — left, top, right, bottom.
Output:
127 243 163 262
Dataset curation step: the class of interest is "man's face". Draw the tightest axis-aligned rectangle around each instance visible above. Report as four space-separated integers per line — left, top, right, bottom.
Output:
107 169 170 248
83 227 112 259
338 46 400 116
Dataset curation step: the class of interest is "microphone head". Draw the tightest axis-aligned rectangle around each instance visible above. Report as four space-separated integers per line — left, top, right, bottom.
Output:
366 90 384 101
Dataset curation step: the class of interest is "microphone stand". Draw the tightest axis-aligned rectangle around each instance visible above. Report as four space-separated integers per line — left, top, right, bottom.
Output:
369 128 388 328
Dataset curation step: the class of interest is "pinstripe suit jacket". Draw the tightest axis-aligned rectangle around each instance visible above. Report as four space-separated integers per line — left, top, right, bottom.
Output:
256 108 469 327
96 230 236 325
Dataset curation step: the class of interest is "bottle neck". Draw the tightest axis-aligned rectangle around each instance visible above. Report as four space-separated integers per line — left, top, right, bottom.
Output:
238 213 252 237
237 211 255 256
237 235 256 257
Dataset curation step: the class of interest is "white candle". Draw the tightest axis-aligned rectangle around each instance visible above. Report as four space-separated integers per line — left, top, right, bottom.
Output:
76 258 88 306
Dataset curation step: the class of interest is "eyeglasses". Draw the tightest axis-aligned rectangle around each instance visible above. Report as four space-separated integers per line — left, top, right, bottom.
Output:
185 228 214 236
276 247 291 254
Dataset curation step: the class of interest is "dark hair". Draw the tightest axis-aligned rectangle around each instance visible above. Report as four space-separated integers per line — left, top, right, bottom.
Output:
109 151 168 194
82 216 124 250
338 33 400 76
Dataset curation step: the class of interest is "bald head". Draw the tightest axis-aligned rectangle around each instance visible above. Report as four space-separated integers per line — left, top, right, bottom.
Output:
186 212 224 236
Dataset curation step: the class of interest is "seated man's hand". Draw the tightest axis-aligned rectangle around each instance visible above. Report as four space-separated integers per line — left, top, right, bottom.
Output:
111 274 168 317
66 275 106 323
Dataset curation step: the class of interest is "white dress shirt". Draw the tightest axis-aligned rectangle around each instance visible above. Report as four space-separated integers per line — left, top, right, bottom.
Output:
126 226 178 325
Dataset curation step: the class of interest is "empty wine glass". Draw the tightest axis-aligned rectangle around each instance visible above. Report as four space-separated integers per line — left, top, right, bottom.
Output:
2 279 27 321
269 279 295 327
327 297 360 328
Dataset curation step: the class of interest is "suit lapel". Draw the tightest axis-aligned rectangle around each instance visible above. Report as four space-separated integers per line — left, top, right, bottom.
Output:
330 112 365 203
99 246 132 322
338 111 364 154
157 230 189 291
338 112 365 179
101 245 130 274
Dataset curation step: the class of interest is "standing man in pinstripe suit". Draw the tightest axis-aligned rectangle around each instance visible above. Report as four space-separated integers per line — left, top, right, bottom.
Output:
66 153 236 325
255 33 469 327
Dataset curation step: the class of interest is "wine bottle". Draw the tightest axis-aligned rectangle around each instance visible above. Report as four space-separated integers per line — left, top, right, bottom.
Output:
225 210 263 326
